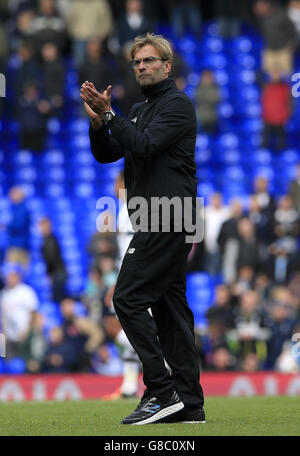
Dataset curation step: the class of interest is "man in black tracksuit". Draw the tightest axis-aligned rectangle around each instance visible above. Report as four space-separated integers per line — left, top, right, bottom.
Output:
81 33 205 425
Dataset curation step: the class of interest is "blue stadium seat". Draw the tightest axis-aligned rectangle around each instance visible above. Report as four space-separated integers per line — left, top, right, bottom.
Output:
43 314 63 333
15 166 37 183
202 54 227 70
69 133 91 150
231 54 256 69
19 183 36 198
95 180 116 197
202 37 224 53
27 275 51 293
4 358 26 375
13 150 33 166
231 36 254 53
73 182 94 198
222 165 246 182
245 132 262 148
0 358 5 374
38 301 59 317
104 164 124 180
275 165 297 181
177 37 197 54
218 102 234 119
195 134 211 150
0 169 6 189
43 183 65 198
29 260 47 276
197 167 214 182
26 197 44 211
73 150 94 165
193 314 208 328
67 262 83 277
217 133 240 149
197 183 215 199
186 273 215 322
280 149 300 166
56 225 75 239
42 167 66 183
43 149 65 166
187 289 214 305
231 69 256 85
251 166 274 181
195 148 212 165
203 21 219 37
0 198 9 226
59 235 78 249
214 70 229 86
67 277 84 295
47 197 71 212
241 86 260 102
66 70 79 87
47 118 63 135
187 272 213 289
240 102 261 118
221 150 242 165
69 166 96 182
240 119 263 133
187 72 201 87
68 119 90 134
63 248 82 263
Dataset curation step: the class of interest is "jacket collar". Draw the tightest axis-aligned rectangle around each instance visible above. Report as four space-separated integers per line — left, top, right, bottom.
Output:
140 77 177 102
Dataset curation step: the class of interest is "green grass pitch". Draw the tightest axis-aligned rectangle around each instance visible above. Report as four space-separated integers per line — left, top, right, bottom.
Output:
0 396 299 436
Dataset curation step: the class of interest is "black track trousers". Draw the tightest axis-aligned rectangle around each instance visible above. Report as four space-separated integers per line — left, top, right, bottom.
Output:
113 230 204 408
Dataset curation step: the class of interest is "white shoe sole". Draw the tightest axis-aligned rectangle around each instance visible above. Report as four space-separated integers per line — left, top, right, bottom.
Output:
179 420 206 424
132 401 184 425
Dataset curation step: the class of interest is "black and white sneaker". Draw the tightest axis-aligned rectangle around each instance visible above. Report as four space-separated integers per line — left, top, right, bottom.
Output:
121 390 184 425
157 406 206 424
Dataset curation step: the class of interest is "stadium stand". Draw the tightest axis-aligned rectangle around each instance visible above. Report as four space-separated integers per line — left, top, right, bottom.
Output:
0 0 299 375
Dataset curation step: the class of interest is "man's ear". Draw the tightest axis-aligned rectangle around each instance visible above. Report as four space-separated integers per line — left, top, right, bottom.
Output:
165 60 172 76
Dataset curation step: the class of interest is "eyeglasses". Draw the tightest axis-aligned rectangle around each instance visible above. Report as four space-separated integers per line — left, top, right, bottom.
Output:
131 56 166 68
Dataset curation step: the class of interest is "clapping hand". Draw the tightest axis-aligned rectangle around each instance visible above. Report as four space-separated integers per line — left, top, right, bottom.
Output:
80 81 112 119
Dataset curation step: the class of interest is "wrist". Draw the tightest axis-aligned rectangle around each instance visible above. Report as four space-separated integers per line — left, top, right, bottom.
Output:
91 116 103 131
103 108 116 124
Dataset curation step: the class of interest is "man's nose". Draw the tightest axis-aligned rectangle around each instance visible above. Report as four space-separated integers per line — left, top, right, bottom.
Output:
138 60 146 70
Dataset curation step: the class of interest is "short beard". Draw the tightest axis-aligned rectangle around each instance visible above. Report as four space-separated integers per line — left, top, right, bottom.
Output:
137 77 154 88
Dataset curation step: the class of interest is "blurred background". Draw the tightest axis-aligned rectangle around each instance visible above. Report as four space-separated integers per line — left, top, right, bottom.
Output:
0 0 300 382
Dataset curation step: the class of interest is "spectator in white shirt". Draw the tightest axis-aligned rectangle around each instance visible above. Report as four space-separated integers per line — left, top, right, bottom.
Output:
115 170 134 270
0 263 39 358
204 192 230 276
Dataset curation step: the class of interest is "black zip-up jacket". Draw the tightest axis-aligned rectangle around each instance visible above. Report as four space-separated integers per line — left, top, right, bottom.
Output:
89 77 198 232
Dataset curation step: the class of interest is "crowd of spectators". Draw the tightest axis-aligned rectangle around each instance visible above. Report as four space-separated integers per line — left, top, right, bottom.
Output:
1 164 300 375
0 0 193 124
0 0 299 147
0 0 300 376
196 168 300 372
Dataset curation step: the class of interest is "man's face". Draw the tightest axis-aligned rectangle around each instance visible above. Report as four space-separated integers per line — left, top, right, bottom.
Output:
39 219 51 236
5 272 21 288
133 44 171 88
9 187 24 204
255 177 268 192
60 299 75 319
